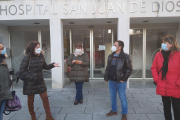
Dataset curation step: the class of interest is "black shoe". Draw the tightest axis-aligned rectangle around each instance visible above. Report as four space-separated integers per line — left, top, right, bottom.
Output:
79 99 83 104
74 100 78 105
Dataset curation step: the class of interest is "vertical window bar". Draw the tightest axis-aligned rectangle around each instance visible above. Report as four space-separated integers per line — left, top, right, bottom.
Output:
38 30 42 49
70 29 72 53
143 28 146 79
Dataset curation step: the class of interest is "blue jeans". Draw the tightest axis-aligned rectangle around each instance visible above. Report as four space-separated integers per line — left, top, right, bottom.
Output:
0 100 7 120
75 82 84 101
109 80 128 114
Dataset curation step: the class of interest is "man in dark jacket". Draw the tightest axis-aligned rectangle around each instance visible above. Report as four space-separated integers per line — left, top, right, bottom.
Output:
104 40 132 120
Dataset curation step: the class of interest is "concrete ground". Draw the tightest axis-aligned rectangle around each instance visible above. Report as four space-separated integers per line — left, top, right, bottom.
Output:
3 80 168 120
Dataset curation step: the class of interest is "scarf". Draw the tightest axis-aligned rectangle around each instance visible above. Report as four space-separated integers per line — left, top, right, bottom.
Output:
161 50 171 80
0 54 6 64
74 49 84 57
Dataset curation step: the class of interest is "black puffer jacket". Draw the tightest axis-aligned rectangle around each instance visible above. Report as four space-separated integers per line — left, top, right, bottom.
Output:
19 53 54 95
104 52 132 83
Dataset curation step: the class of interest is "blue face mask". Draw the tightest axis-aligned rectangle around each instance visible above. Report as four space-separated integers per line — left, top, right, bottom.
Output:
161 43 168 51
1 49 6 55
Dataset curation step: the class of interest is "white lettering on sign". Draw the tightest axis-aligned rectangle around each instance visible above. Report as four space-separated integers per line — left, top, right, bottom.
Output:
79 4 86 14
130 1 180 13
107 3 115 13
99 3 106 14
130 2 139 13
26 5 32 15
140 2 146 13
117 3 124 13
63 3 68 14
70 4 77 14
52 4 57 15
0 1 180 16
152 2 160 12
177 1 180 12
43 5 49 15
92 3 96 14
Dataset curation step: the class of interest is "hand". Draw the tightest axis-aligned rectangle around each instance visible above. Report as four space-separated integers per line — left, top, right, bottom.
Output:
78 61 83 64
72 60 76 64
120 80 124 82
104 80 108 83
53 63 60 67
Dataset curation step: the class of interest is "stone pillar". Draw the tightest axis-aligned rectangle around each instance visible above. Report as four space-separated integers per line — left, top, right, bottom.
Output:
50 18 64 89
117 1 130 88
117 18 130 54
177 23 180 46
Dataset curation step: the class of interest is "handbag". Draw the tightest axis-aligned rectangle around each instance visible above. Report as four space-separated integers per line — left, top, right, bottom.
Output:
3 86 22 115
15 57 31 82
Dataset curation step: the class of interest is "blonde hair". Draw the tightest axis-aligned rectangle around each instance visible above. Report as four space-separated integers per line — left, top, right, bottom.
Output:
162 35 180 52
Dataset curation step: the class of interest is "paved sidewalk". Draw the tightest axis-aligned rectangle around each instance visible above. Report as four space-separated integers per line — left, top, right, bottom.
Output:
3 80 166 120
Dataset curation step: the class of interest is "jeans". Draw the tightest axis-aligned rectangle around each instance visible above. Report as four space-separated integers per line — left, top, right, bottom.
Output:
162 96 180 120
109 80 128 114
75 82 84 101
0 100 7 120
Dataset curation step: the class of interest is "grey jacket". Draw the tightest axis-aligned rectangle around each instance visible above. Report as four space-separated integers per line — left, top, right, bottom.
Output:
67 53 89 82
0 63 13 101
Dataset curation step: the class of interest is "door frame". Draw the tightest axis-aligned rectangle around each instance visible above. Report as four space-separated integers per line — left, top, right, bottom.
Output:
91 28 114 79
68 28 114 80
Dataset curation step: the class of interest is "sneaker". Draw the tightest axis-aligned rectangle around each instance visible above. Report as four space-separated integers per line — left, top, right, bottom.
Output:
121 114 127 120
106 110 117 117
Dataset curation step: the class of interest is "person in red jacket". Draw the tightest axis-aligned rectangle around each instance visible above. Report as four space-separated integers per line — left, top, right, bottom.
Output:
151 35 180 120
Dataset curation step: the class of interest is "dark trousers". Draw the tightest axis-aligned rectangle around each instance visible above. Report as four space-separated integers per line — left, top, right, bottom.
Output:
28 92 52 117
162 96 180 120
75 82 84 101
0 100 7 120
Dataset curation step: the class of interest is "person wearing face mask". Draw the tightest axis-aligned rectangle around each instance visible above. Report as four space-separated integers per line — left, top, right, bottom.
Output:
67 42 89 105
104 40 132 120
0 44 12 120
18 41 60 120
151 35 180 120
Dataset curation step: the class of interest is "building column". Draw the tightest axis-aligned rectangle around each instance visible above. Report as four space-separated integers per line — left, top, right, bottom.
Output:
50 18 64 89
177 23 180 46
117 17 130 54
117 10 130 88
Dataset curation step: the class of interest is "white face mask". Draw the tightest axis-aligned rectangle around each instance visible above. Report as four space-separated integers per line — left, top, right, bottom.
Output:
74 48 84 57
35 48 41 54
111 46 117 52
75 49 81 53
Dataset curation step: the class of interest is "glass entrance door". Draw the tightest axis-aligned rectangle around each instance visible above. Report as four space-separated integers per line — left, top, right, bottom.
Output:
68 29 113 79
92 29 112 79
71 30 91 78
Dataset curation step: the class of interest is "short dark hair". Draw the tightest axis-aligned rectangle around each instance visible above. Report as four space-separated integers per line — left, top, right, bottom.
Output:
75 42 83 48
25 41 40 55
115 40 124 50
